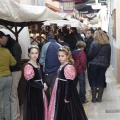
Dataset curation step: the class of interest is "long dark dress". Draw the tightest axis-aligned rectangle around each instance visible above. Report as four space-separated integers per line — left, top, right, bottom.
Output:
48 63 88 120
24 63 47 120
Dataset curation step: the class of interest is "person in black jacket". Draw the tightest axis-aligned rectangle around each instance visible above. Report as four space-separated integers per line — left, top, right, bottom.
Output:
88 30 111 103
67 27 83 51
0 31 22 120
85 28 94 58
57 33 70 47
85 29 94 88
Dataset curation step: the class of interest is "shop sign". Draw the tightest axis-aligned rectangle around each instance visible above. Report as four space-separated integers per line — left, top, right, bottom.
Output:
61 0 75 13
98 0 106 3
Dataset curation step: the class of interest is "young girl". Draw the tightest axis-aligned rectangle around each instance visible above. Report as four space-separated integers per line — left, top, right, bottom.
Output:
48 46 88 120
23 45 48 120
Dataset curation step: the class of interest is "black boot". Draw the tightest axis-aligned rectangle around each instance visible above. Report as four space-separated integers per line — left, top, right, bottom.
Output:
104 82 107 88
97 88 104 102
91 87 97 103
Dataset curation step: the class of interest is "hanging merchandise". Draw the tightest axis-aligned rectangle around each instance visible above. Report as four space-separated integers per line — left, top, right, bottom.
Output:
61 0 75 13
52 0 83 13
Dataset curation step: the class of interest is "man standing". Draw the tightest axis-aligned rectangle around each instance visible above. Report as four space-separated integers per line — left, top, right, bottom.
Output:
85 29 94 58
85 29 94 88
39 32 61 102
0 31 22 120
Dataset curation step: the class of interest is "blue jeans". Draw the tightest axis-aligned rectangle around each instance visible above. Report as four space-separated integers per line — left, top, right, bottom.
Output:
75 72 87 102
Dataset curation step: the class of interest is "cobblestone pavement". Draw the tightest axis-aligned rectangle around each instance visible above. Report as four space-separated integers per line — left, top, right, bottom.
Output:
84 67 120 120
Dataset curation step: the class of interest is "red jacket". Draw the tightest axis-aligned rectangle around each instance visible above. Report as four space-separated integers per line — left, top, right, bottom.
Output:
72 50 86 74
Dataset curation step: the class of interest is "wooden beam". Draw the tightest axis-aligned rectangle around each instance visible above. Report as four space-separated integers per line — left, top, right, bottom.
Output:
4 25 15 34
17 26 24 34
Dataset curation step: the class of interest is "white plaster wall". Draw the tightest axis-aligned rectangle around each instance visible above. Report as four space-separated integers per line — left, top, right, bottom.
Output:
97 6 108 32
108 0 117 79
116 0 120 49
101 6 108 32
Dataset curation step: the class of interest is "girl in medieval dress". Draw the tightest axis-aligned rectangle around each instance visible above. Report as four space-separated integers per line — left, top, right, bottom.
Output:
23 45 48 120
48 46 88 120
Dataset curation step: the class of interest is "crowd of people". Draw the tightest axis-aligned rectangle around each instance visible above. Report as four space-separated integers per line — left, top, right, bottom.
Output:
0 26 111 120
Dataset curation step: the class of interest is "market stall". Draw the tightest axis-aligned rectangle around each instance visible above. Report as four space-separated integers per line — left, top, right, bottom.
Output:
43 19 84 28
0 0 63 42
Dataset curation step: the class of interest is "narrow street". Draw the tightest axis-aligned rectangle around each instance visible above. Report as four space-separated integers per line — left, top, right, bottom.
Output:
84 67 120 120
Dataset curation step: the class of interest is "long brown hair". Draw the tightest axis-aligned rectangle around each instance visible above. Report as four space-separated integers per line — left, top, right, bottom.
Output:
58 46 74 65
94 30 109 44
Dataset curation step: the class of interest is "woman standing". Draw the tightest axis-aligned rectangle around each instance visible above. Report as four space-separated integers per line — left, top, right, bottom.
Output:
0 45 16 120
23 45 48 120
48 46 88 120
88 30 111 103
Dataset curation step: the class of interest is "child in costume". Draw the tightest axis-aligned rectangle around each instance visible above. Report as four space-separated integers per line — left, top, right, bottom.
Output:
24 45 48 120
48 46 88 120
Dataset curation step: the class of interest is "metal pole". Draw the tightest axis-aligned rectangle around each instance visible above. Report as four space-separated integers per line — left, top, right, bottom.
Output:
15 23 18 42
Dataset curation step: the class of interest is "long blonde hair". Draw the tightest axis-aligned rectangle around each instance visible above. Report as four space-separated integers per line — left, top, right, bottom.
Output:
94 30 109 44
58 46 74 65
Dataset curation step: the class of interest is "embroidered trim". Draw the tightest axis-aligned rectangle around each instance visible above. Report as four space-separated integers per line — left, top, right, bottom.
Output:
34 79 42 82
48 79 58 120
57 78 67 81
27 76 34 81
43 90 48 120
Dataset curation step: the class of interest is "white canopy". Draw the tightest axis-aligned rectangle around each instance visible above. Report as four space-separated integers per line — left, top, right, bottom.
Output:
43 19 84 28
0 0 62 22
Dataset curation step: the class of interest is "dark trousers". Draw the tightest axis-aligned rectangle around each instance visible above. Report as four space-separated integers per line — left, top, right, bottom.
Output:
75 72 87 102
87 64 92 88
89 64 107 88
44 72 57 103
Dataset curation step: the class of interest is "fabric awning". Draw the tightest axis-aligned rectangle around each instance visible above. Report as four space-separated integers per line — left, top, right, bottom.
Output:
0 0 63 42
0 0 63 26
45 3 61 12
